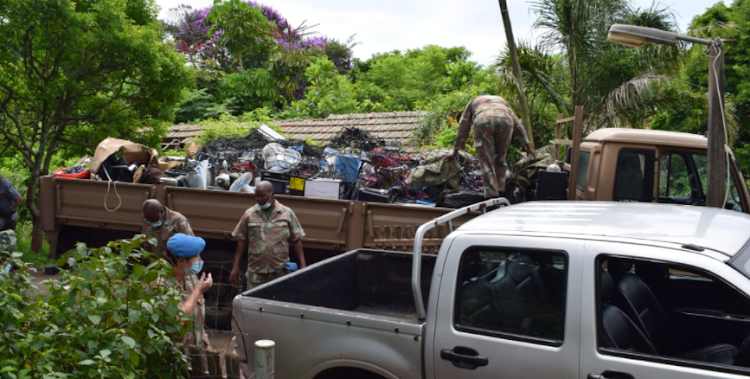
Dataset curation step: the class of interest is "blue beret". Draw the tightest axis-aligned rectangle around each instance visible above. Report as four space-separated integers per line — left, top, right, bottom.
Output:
167 233 205 258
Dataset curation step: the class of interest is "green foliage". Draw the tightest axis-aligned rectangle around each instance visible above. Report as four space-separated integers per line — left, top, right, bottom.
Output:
174 88 234 124
220 68 279 110
655 0 750 175
206 0 277 70
0 236 190 378
521 0 683 130
193 113 284 147
0 0 191 242
276 57 388 119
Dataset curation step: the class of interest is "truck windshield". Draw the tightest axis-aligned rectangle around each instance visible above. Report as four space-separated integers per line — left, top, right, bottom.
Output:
729 240 750 280
658 152 743 212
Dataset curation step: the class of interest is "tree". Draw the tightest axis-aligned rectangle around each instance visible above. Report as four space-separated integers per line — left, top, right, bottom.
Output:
205 0 277 71
0 0 192 251
521 0 683 130
653 0 750 174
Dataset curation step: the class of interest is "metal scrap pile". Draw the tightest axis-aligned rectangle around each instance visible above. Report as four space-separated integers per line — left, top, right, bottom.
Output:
61 126 488 207
158 126 489 206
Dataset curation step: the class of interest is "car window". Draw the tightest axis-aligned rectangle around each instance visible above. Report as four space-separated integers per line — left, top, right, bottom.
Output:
577 150 590 189
659 153 691 198
613 149 655 202
454 248 568 346
597 255 750 374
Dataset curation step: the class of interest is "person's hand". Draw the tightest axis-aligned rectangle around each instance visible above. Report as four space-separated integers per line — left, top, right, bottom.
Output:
197 272 213 294
229 266 242 287
525 146 535 160
443 149 458 161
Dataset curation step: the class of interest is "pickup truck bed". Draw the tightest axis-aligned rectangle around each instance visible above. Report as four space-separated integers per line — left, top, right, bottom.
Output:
247 249 435 322
234 249 437 379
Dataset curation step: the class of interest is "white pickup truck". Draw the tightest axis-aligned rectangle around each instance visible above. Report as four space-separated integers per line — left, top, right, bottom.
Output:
233 200 750 379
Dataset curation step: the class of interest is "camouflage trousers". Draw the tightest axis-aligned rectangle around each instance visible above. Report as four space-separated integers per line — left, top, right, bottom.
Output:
473 115 514 198
246 269 288 290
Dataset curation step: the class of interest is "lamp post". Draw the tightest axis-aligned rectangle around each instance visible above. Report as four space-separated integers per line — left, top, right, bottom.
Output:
607 24 726 209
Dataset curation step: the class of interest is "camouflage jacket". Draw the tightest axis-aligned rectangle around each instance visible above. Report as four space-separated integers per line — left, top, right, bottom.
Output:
232 200 305 274
141 208 194 259
455 95 530 149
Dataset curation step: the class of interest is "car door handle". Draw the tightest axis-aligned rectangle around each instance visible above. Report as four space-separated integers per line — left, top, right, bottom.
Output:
588 371 634 379
440 346 488 370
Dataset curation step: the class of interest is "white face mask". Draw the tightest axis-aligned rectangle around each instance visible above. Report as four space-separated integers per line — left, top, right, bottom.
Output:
260 201 272 210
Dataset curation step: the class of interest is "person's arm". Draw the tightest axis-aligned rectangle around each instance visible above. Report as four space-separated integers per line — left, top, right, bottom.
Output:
174 217 193 236
454 100 474 151
445 99 474 161
230 240 246 286
292 240 306 269
179 273 212 315
510 113 535 158
229 214 248 286
288 210 306 269
11 196 22 213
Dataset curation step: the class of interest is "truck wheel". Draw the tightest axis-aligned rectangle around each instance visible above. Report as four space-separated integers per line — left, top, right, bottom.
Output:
314 368 387 379
201 249 244 330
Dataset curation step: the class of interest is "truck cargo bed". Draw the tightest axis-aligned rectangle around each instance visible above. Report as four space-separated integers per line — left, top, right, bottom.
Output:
247 249 437 323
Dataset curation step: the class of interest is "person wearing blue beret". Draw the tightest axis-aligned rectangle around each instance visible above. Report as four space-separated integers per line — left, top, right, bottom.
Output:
166 233 213 352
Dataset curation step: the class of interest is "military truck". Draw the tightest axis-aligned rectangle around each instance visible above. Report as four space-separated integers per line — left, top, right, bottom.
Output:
37 127 750 328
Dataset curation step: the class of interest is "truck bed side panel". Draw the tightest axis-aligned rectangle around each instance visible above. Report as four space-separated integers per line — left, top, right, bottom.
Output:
234 299 424 379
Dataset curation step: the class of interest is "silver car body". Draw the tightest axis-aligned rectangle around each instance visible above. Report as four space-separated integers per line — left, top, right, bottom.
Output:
235 201 750 379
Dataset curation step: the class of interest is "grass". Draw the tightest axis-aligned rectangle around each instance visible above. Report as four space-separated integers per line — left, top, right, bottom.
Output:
13 220 54 268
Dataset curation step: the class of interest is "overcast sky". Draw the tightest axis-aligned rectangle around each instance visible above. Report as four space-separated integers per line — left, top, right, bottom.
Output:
156 0 734 67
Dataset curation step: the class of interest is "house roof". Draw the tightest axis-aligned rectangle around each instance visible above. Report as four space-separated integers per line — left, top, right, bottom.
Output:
162 111 428 148
273 111 427 143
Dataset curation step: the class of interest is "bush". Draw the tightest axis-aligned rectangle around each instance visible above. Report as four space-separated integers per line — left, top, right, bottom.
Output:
0 235 191 378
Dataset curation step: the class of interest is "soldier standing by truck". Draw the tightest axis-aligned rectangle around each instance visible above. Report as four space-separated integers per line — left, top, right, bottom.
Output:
445 94 535 199
229 181 307 289
141 199 194 260
0 172 23 233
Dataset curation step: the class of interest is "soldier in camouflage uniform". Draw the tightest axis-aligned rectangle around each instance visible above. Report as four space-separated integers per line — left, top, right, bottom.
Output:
165 233 213 372
141 199 194 261
229 181 306 290
445 94 535 199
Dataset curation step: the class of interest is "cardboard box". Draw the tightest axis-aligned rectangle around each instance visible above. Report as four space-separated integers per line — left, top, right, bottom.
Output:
304 179 345 199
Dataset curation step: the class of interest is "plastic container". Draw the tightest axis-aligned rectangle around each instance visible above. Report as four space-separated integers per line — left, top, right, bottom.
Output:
53 167 91 179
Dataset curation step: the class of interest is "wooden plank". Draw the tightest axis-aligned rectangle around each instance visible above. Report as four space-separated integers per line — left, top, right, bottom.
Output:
568 105 584 200
556 116 576 124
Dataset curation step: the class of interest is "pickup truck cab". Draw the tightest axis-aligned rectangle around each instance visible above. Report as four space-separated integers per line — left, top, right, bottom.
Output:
234 200 750 379
571 128 750 212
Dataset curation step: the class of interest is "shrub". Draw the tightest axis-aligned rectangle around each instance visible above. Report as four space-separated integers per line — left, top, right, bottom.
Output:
0 235 191 378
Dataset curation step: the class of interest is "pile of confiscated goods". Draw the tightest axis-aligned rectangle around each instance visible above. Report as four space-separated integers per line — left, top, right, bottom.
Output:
53 126 556 208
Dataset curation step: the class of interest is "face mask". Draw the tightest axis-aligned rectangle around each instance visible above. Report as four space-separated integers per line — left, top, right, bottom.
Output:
186 260 203 276
260 200 272 210
150 220 163 228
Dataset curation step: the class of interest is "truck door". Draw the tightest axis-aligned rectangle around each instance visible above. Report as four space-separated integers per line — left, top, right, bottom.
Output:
612 148 655 203
426 235 583 379
656 149 748 213
580 241 750 379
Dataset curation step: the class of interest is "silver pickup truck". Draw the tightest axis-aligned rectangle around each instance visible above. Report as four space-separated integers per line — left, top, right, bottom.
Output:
233 200 750 379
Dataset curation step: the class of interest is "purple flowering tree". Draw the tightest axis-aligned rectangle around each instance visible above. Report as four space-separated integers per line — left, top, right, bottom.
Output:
163 1 355 111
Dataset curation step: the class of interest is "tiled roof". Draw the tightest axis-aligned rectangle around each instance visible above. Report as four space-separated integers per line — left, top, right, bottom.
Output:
163 111 427 147
274 111 427 142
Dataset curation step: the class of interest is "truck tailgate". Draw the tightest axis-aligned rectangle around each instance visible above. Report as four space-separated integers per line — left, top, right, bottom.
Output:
234 296 424 379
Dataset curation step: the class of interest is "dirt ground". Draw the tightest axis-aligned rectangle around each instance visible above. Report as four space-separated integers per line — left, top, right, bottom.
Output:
28 270 237 354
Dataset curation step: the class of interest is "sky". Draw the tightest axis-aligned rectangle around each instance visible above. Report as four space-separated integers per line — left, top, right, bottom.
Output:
155 0 734 67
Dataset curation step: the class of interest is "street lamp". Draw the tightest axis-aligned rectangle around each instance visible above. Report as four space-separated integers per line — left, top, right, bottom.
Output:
607 23 727 209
